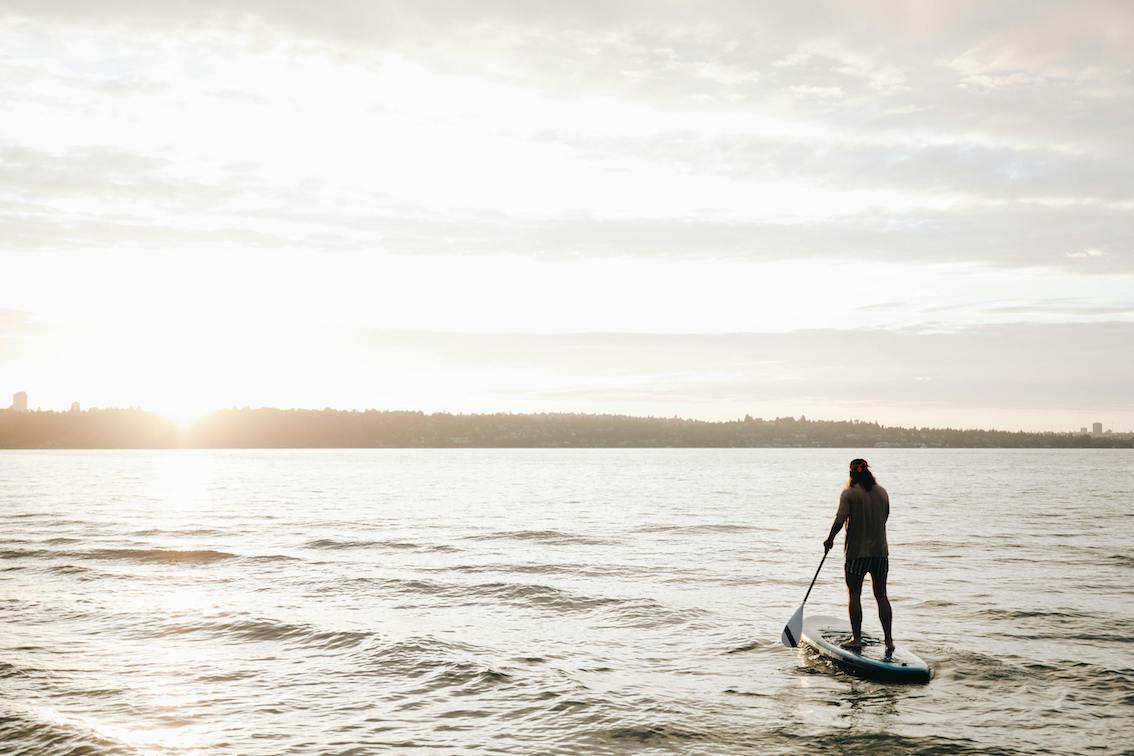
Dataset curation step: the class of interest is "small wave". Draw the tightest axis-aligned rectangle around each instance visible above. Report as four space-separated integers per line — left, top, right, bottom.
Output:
974 606 1134 644
583 723 714 748
197 670 258 683
163 616 372 650
358 575 624 612
597 597 707 628
724 687 774 698
512 656 547 664
1028 660 1134 689
85 548 236 564
0 548 52 560
130 527 222 536
933 649 1029 683
47 564 96 577
976 607 1083 622
1107 554 1134 568
428 664 515 694
0 660 32 679
725 640 776 655
305 538 459 553
362 636 509 694
0 705 124 755
950 659 1134 710
349 574 692 622
2 547 236 564
369 635 483 663
916 539 965 549
76 686 130 699
472 581 622 611
423 561 630 578
307 538 414 550
356 576 452 596
1005 631 1134 644
635 523 759 534
43 537 81 545
775 730 995 755
464 529 612 546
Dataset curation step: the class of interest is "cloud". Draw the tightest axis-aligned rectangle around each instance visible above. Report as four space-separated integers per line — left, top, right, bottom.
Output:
267 323 1134 428
1 4 1130 258
789 84 846 101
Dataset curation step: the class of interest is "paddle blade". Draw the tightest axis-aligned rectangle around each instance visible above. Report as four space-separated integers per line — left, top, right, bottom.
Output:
781 605 804 648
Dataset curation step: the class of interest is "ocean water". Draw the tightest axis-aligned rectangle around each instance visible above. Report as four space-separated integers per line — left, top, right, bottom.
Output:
1 448 1131 754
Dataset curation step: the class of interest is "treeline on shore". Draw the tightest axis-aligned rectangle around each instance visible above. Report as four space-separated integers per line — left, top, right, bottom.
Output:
0 408 1129 449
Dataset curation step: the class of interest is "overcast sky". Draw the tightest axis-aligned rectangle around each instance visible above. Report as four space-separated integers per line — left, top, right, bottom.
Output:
1 1 1132 430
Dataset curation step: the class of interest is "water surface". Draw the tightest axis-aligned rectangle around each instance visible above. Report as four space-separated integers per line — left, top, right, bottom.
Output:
2 449 1131 753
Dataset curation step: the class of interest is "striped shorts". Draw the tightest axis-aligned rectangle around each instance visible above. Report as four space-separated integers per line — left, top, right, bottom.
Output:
845 556 889 582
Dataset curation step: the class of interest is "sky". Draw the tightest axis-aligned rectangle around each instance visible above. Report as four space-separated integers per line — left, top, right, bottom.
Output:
1 0 1132 431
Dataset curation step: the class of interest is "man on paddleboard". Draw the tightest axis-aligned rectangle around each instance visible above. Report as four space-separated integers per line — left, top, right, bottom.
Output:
822 458 893 654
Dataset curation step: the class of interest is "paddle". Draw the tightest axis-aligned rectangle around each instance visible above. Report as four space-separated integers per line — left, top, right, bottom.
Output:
780 548 829 648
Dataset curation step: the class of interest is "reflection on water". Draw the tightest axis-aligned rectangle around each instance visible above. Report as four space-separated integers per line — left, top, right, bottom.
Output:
843 683 901 721
1 448 1132 754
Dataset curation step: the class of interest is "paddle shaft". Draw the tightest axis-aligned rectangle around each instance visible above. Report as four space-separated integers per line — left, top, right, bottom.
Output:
801 549 830 606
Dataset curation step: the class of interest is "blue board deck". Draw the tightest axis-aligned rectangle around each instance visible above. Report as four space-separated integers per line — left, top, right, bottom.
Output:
801 614 932 683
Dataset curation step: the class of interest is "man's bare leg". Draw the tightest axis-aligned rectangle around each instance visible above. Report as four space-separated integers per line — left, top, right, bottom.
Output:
872 571 894 654
845 571 864 650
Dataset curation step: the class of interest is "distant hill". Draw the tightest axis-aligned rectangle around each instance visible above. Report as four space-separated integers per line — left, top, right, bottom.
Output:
0 408 1129 449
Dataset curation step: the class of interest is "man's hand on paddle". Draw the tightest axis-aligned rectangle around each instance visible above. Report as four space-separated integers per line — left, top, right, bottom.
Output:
824 506 846 553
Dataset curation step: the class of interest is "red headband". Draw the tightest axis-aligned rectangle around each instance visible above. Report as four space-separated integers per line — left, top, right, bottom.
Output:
849 461 869 473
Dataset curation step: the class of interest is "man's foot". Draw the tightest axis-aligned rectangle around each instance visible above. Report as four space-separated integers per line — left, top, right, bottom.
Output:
884 639 895 656
841 638 863 652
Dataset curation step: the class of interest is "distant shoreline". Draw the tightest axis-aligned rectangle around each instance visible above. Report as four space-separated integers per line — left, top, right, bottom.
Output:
1 408 1130 449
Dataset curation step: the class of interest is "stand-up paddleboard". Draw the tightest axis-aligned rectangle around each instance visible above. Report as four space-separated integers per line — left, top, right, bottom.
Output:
800 614 931 683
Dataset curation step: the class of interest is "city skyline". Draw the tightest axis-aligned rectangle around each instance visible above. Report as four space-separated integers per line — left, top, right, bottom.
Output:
2 2 1133 430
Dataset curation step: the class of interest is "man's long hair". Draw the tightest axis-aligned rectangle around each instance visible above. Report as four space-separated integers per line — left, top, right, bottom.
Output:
847 458 877 492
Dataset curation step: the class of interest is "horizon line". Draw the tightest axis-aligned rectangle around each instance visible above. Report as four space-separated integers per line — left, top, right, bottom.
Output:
2 404 1127 436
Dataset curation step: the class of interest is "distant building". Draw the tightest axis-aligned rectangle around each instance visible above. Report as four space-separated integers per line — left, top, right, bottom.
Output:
70 401 81 413
1080 427 1088 434
11 392 27 412
1092 422 1103 435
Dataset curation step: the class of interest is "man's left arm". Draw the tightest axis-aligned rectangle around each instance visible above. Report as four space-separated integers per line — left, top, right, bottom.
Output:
823 494 849 552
